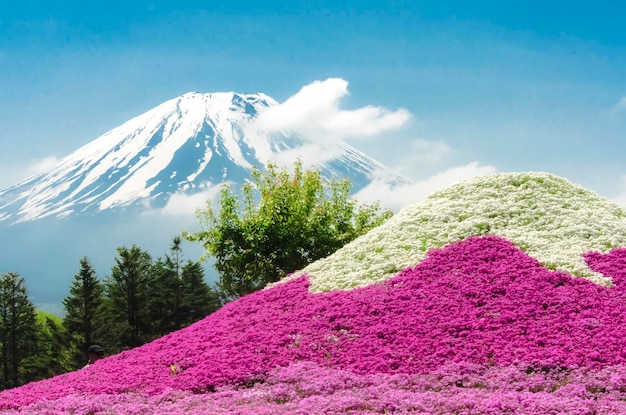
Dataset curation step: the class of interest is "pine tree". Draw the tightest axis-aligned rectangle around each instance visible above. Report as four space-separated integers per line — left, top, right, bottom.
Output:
179 260 220 327
148 257 179 337
148 237 184 337
148 237 220 335
0 272 38 389
62 257 104 369
103 245 152 350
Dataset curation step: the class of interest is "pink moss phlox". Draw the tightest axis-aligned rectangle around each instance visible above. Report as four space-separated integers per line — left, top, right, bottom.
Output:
6 362 626 414
2 235 626 410
585 247 626 288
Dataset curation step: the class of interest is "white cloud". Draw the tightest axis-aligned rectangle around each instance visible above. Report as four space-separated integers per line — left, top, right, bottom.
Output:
384 138 453 178
25 156 60 176
248 78 411 164
272 143 346 170
145 182 224 218
354 162 498 212
0 156 60 189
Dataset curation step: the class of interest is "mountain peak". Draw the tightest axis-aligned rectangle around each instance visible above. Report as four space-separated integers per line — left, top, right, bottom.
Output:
0 91 405 223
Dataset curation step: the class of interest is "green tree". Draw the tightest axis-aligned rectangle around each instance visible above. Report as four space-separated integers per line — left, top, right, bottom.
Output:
179 260 220 326
185 160 392 300
102 245 152 350
62 257 104 369
23 312 73 380
148 237 184 337
0 272 38 389
149 237 220 334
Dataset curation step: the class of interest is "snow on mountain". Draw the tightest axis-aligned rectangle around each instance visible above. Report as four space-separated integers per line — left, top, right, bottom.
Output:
0 91 408 224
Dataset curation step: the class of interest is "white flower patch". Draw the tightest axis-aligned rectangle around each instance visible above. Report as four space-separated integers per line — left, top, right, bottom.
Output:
280 172 626 292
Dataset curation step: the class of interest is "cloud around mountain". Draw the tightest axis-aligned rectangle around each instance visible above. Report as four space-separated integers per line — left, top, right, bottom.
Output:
250 78 411 142
154 182 224 218
245 77 499 211
246 78 414 178
0 82 414 224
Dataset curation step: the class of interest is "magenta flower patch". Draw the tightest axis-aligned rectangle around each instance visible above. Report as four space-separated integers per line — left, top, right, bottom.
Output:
1 235 626 412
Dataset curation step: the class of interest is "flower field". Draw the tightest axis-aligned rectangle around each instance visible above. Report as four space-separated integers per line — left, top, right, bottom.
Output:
1 172 626 414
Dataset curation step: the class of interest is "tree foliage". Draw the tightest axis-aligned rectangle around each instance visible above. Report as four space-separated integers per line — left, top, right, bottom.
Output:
101 245 153 350
179 260 221 326
0 239 220 389
26 312 73 379
186 160 393 300
62 257 104 369
148 255 180 336
148 237 221 336
0 273 38 389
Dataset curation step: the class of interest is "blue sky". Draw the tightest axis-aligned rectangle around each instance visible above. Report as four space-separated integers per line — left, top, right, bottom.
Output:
2 0 626 208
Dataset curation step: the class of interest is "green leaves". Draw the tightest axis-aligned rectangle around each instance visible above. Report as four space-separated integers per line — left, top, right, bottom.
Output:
186 160 392 300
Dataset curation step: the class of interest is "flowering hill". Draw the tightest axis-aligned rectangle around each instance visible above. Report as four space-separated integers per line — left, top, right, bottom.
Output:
2 172 626 414
289 172 626 291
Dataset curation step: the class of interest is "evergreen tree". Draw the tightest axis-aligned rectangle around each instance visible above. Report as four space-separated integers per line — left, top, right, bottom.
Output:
179 260 220 327
0 272 38 389
23 312 73 380
102 245 152 350
147 256 180 337
149 237 219 334
62 257 104 369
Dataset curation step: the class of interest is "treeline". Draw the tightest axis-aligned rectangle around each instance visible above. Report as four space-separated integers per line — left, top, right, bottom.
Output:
0 236 221 391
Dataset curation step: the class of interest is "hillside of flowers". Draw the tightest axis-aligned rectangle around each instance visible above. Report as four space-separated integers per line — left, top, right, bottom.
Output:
288 172 626 291
2 172 626 414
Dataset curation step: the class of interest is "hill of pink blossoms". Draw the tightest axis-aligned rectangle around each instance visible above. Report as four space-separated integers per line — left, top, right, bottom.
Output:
2 235 626 414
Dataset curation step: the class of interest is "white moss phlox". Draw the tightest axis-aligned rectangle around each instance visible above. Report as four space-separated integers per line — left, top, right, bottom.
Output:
285 172 626 292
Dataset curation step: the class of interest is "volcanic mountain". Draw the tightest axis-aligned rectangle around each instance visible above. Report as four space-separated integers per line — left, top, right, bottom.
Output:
0 91 408 307
0 91 406 224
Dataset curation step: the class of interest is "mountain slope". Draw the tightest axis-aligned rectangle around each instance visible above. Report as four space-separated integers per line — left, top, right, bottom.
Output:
0 92 406 224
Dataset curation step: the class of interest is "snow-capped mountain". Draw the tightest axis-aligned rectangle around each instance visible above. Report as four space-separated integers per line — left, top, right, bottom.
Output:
0 90 411 308
0 91 407 224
